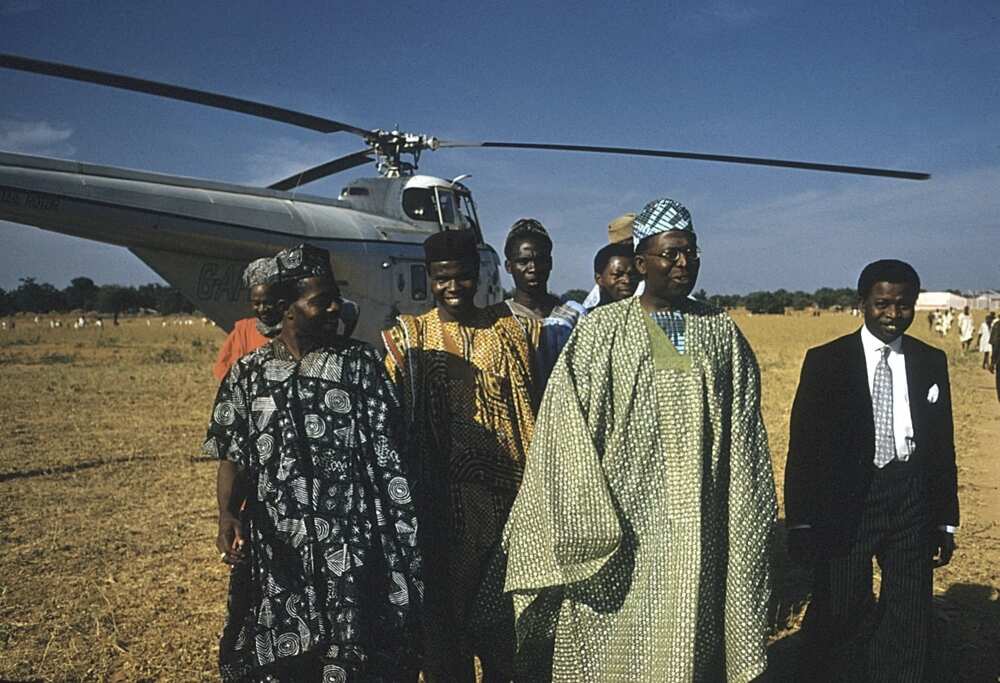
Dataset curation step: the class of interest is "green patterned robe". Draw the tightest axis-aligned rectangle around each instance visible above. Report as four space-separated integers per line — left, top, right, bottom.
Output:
503 297 776 682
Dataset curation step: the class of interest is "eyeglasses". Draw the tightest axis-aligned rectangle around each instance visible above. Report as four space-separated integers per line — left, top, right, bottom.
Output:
643 247 701 264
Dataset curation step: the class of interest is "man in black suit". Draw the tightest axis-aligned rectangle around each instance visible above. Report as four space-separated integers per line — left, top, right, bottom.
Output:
785 259 959 682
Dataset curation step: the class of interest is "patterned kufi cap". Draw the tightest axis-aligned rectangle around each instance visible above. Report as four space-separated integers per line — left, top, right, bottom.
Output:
423 229 479 262
242 256 279 288
633 198 694 248
274 243 333 283
505 218 552 252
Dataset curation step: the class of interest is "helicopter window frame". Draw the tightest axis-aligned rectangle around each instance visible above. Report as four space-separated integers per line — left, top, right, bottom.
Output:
433 187 457 226
456 190 484 244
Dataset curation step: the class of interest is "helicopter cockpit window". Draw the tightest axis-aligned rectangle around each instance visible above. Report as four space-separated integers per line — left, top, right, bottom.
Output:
402 188 437 222
403 187 459 226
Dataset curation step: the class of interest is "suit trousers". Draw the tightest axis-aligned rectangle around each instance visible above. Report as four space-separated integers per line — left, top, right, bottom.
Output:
799 462 932 683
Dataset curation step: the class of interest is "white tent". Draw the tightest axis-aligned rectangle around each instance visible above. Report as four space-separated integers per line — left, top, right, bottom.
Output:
970 290 1000 311
915 292 968 310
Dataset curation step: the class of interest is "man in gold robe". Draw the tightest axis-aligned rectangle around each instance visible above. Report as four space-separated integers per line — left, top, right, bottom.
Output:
504 198 776 682
382 229 538 682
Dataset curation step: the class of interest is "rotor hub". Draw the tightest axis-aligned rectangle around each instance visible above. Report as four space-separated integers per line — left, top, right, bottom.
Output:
365 129 439 177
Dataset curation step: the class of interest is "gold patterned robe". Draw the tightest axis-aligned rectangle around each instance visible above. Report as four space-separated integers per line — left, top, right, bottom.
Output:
382 304 538 678
504 297 776 682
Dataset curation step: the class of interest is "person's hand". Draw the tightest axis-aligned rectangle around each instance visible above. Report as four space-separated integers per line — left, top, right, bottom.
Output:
787 527 817 564
217 512 247 566
930 529 955 568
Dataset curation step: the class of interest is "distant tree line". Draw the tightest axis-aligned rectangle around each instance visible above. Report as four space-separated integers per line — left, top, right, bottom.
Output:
1 277 861 317
0 277 196 316
698 287 860 314
559 287 859 314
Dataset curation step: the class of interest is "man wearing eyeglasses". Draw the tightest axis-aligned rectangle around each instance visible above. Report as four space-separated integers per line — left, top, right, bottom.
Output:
504 198 776 681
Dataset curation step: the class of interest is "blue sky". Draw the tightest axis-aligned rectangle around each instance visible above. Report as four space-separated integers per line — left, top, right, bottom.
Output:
1 0 997 295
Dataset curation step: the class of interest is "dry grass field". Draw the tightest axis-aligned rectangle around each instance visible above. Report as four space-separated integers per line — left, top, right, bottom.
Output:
1 311 997 681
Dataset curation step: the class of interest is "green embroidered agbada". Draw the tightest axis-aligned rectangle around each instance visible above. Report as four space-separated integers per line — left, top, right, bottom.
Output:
503 297 776 682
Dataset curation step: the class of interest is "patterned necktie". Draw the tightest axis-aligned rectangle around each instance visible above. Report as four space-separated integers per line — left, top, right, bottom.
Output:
872 346 896 468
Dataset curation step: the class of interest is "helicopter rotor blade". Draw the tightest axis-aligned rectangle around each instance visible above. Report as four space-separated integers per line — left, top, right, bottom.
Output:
438 140 930 180
0 53 370 136
268 150 375 191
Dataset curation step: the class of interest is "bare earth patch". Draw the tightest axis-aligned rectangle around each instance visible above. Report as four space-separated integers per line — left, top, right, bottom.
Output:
1 313 997 681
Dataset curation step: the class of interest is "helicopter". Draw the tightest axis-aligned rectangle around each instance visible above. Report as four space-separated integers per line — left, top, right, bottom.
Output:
0 53 930 346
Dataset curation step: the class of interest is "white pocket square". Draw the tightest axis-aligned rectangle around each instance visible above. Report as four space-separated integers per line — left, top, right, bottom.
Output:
927 384 939 403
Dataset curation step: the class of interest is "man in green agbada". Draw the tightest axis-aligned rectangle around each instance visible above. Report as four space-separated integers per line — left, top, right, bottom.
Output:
503 198 777 682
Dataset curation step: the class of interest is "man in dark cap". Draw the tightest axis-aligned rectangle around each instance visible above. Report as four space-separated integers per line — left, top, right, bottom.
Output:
382 229 538 682
503 218 585 386
592 241 638 307
205 243 422 682
785 259 959 681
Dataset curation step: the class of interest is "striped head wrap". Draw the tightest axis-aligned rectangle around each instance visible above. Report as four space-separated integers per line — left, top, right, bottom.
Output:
633 198 694 249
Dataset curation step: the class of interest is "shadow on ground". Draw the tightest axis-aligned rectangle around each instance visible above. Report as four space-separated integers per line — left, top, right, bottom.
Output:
0 453 157 482
757 521 1000 682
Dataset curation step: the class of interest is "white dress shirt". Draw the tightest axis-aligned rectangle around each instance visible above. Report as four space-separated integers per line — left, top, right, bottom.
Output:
860 324 915 462
582 284 602 310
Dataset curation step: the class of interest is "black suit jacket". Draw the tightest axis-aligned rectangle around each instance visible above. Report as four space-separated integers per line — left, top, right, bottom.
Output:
784 330 959 554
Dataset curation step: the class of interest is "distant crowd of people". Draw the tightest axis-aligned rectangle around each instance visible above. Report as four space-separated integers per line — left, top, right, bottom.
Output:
203 198 961 682
927 305 999 394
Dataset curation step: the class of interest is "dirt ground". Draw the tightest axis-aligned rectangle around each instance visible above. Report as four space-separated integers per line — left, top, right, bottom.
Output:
1 311 997 682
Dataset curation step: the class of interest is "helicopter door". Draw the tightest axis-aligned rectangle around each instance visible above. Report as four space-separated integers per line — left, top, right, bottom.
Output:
390 258 432 318
477 249 503 306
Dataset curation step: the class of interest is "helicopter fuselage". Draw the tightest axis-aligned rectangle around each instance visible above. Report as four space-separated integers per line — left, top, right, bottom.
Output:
0 151 504 345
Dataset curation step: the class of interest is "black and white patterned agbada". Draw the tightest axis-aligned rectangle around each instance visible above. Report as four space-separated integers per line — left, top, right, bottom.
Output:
204 339 422 681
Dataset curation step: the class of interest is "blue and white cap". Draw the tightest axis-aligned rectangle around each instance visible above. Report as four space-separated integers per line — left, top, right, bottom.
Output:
633 198 694 248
